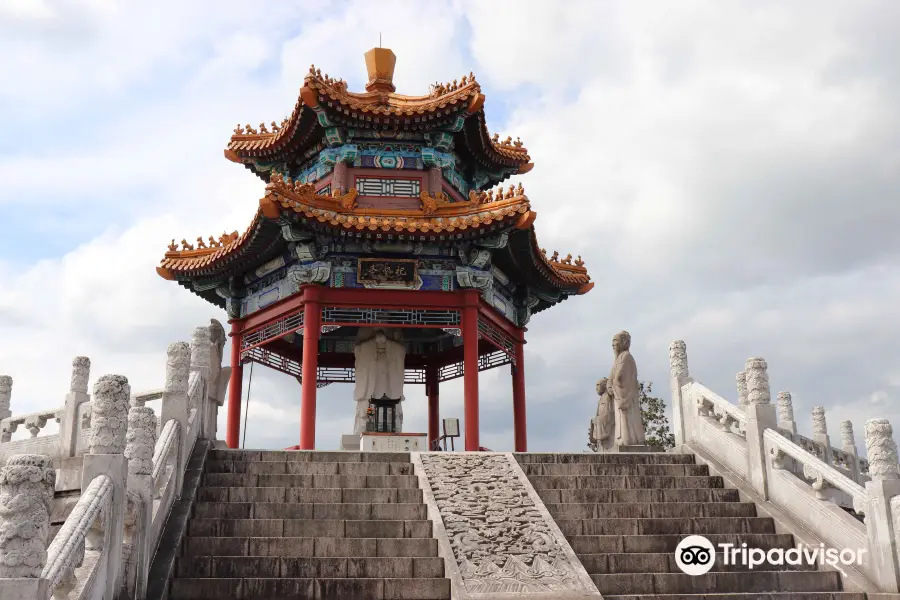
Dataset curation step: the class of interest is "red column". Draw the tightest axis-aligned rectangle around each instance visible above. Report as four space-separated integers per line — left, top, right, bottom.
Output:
299 286 321 450
462 291 480 451
512 338 527 452
226 320 244 449
426 364 440 450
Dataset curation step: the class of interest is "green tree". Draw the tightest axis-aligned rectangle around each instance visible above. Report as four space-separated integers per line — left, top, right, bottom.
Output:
640 381 675 449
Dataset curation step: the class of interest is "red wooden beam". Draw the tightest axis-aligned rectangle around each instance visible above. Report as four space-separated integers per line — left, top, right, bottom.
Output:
316 286 466 309
477 297 526 343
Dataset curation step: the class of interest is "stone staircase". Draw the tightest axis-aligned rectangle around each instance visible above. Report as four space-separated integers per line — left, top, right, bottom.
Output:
169 449 451 600
517 452 865 600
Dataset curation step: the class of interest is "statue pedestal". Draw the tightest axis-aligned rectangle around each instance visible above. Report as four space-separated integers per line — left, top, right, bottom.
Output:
360 432 427 452
611 444 665 453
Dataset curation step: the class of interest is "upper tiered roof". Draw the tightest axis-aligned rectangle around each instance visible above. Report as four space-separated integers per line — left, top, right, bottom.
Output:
224 47 533 183
157 48 592 314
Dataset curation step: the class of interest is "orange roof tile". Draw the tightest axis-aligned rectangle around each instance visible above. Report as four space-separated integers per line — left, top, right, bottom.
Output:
225 57 531 170
157 174 590 289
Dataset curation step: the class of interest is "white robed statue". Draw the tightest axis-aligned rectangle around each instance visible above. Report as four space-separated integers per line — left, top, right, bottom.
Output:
353 329 406 434
609 330 646 447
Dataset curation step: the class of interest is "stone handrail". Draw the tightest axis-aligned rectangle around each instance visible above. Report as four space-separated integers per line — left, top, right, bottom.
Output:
765 428 866 511
41 474 113 598
693 382 747 433
669 340 900 593
0 319 228 600
152 419 180 499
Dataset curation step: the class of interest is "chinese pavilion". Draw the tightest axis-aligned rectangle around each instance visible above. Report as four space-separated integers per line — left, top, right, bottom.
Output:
156 48 592 452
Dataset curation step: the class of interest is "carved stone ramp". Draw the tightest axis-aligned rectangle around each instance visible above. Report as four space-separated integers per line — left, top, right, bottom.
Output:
517 452 863 600
411 452 601 600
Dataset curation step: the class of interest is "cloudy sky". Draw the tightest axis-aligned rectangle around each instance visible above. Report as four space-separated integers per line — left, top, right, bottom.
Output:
1 0 898 454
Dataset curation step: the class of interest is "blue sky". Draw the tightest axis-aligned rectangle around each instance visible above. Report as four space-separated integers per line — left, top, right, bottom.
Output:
1 0 899 453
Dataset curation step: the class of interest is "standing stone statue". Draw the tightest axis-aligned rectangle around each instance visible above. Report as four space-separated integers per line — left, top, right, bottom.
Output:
589 378 616 452
609 330 646 447
353 329 406 434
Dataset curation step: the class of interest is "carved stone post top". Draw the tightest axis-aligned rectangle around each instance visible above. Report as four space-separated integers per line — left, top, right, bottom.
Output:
776 391 794 422
90 374 130 455
864 418 899 480
736 371 748 406
191 326 212 368
745 357 771 405
124 406 157 476
812 406 827 435
165 341 191 394
0 375 10 413
668 340 689 379
69 356 91 394
0 454 55 578
840 420 856 450
1 453 55 481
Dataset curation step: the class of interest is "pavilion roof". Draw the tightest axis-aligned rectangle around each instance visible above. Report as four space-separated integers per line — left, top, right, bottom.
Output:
224 49 533 181
156 175 591 302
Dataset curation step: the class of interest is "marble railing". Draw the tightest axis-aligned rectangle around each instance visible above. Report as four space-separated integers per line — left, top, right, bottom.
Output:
669 340 900 593
0 320 227 600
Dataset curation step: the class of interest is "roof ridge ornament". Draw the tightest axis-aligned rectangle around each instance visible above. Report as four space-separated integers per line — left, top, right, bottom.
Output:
364 47 396 93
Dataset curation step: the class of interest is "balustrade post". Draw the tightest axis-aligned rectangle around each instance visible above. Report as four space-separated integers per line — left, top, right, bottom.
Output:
160 342 190 498
744 357 777 500
736 371 749 411
206 319 229 441
60 357 91 458
83 374 129 600
190 326 211 440
0 376 13 443
811 406 832 465
0 454 54 600
668 341 691 446
863 418 900 592
841 420 861 483
776 391 797 436
0 375 11 422
122 405 156 600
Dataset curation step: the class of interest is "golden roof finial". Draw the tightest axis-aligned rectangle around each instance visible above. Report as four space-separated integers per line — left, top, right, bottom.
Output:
364 47 397 93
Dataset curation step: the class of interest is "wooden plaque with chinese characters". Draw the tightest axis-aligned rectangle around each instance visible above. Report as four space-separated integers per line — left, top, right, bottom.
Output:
357 258 418 286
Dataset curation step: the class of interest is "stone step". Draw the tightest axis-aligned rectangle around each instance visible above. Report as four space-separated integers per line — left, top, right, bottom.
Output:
557 517 776 536
546 501 758 519
188 519 433 539
604 594 866 600
568 533 796 554
578 552 818 575
176 555 445 579
202 473 419 489
537 487 739 504
205 460 413 476
208 450 411 463
520 463 710 477
170 576 450 599
580 552 817 573
515 453 696 464
528 474 724 490
194 502 427 521
196 487 423 504
590 570 843 595
183 536 440 558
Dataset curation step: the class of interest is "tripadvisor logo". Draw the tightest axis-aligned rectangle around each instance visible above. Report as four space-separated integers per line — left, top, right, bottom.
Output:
674 536 867 576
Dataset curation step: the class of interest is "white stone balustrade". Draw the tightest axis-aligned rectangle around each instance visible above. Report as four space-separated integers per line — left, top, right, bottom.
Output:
670 340 900 592
0 320 234 600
